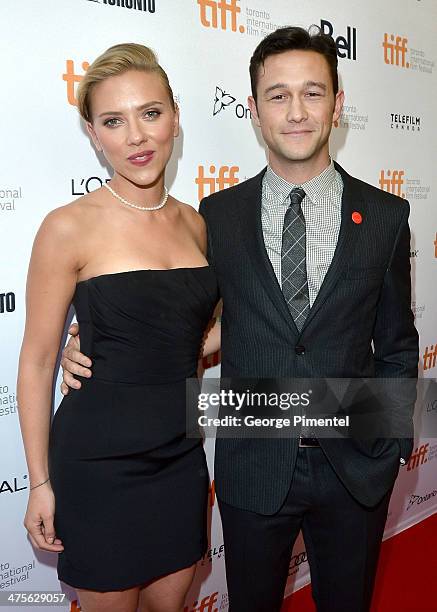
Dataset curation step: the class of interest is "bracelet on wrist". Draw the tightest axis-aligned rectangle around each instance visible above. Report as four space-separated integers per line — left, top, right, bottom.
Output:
30 477 50 491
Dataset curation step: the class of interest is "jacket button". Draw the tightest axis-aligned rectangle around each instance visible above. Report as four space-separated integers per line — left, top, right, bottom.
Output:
295 345 305 355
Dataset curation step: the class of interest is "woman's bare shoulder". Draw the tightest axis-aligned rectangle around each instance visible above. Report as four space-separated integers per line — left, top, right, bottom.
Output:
40 191 103 238
176 199 206 235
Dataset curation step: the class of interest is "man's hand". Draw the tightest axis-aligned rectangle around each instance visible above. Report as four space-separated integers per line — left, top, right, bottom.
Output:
60 323 92 395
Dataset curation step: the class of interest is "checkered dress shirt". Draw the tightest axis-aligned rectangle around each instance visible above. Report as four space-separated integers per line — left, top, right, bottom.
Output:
261 161 343 308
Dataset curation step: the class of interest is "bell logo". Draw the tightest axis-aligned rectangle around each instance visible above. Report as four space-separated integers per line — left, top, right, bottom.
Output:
184 592 219 612
63 59 90 106
407 444 429 471
198 0 245 33
383 34 409 68
320 19 357 60
195 165 239 200
379 170 405 198
423 343 437 371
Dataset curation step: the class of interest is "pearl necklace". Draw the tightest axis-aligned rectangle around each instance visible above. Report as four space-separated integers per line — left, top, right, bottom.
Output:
103 182 169 211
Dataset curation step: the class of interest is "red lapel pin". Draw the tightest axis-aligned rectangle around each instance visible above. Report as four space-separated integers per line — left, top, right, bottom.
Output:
352 211 363 224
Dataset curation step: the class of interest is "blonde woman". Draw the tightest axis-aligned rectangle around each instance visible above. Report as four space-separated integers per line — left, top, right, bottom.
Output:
18 44 220 612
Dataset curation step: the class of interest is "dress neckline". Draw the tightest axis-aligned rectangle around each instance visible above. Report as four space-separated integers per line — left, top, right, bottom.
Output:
76 266 211 286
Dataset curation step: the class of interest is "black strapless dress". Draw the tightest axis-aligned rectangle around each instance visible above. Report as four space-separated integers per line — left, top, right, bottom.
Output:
48 267 218 591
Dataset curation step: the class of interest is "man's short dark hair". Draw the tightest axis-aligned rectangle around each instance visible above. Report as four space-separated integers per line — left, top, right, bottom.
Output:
249 26 339 103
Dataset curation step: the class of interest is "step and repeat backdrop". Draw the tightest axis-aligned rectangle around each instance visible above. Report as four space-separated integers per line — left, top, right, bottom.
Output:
1 1 437 610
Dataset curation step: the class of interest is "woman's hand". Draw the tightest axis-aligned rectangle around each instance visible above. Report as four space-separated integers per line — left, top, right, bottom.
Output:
60 323 92 395
24 483 64 553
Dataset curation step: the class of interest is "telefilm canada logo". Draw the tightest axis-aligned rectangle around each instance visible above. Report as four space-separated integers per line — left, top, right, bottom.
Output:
86 0 156 12
213 86 251 120
390 113 421 132
201 542 225 565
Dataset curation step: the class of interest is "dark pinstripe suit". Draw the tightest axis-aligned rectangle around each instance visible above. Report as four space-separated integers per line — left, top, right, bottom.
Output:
199 162 419 611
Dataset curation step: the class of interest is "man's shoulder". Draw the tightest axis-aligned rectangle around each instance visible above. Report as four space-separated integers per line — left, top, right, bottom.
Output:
337 163 410 214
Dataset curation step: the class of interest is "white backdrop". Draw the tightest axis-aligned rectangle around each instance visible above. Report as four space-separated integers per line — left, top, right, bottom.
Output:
1 1 436 610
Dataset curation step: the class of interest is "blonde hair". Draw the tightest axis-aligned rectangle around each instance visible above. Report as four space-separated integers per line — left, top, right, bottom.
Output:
77 43 175 122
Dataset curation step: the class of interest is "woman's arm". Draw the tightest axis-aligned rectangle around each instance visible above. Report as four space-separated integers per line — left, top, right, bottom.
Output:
17 207 80 552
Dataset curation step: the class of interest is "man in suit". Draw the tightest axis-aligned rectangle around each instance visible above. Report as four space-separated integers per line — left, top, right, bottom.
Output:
62 27 418 612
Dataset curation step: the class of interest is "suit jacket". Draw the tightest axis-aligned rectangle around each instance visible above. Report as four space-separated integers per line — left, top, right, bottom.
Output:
199 162 419 514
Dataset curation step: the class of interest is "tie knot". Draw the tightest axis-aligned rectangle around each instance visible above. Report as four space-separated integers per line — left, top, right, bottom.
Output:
289 187 306 208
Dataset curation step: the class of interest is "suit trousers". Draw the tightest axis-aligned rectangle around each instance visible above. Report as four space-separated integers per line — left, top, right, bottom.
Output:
219 446 392 612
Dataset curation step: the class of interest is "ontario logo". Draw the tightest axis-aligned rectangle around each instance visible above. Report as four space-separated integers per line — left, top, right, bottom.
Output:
213 86 251 119
407 489 437 510
213 86 236 116
198 0 244 33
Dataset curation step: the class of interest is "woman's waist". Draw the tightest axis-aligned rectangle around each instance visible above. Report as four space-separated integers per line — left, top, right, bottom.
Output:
87 358 199 385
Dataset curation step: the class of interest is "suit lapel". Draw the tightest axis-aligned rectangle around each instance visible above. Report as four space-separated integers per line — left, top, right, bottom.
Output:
235 163 367 335
236 168 300 335
301 162 367 331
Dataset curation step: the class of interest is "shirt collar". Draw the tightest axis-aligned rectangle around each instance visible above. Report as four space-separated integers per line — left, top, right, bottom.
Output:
264 159 340 207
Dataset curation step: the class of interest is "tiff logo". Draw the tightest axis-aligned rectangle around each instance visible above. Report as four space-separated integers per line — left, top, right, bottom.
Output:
183 592 218 612
195 165 239 200
198 0 245 33
379 170 405 198
63 59 89 106
407 444 429 471
383 34 409 68
423 343 437 371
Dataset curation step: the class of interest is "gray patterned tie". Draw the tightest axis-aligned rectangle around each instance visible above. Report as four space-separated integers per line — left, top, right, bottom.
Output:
281 187 309 332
